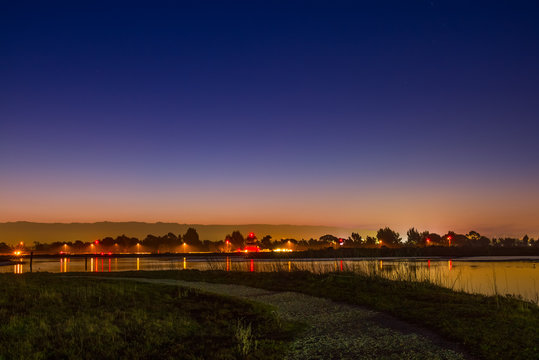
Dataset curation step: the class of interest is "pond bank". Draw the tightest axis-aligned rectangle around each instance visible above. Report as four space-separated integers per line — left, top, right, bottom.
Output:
99 276 472 360
83 270 538 360
0 274 295 359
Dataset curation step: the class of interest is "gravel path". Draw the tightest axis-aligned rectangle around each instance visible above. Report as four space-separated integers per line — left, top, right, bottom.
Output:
101 277 471 360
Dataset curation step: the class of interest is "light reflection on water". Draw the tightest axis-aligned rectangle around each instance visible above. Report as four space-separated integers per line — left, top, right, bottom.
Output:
1 256 538 303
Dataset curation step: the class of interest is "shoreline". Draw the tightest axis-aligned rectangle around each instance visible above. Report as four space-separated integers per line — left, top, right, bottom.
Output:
12 254 539 262
65 269 537 360
0 261 18 267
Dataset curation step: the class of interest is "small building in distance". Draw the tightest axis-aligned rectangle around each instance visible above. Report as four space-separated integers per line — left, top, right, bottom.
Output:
243 232 260 252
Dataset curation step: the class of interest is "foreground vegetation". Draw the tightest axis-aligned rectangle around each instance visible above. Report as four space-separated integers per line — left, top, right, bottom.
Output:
0 274 298 360
91 270 539 360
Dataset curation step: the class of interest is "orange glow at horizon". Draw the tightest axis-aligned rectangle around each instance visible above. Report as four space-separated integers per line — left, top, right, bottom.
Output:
1 174 538 238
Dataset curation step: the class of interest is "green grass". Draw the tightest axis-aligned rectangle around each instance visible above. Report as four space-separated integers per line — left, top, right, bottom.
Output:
91 270 539 360
0 273 299 360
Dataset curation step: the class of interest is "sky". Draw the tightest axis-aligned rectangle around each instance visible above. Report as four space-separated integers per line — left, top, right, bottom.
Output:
1 1 538 237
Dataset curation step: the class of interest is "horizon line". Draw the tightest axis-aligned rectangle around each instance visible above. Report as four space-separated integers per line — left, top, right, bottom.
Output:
0 220 371 229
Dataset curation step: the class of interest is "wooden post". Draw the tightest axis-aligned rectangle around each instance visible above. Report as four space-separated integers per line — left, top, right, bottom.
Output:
85 256 88 271
30 251 33 272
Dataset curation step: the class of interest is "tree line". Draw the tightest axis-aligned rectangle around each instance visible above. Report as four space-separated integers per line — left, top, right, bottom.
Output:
1 226 538 254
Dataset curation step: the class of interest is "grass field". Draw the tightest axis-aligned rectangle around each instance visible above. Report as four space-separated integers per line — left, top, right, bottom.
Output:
3 270 538 360
90 269 539 360
0 274 298 360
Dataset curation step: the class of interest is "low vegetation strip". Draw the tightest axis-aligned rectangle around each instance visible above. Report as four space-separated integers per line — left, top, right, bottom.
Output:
106 277 468 360
90 270 539 360
0 274 297 360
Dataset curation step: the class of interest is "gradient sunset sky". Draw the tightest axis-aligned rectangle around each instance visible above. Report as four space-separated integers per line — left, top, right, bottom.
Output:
1 1 538 237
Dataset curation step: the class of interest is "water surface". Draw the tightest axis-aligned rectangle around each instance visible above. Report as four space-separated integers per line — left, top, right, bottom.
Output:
2 256 538 303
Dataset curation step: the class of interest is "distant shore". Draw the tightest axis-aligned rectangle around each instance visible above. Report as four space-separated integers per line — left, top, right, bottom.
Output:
9 253 539 262
0 260 16 267
0 255 23 267
7 245 539 260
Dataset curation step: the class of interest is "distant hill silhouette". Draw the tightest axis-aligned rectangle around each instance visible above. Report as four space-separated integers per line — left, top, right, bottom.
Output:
0 222 373 245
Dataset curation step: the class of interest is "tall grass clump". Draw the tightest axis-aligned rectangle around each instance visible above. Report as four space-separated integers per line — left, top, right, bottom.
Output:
235 320 258 358
0 273 297 360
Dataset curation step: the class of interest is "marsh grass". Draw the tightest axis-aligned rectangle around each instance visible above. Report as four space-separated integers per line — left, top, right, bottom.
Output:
176 257 539 305
235 320 257 359
0 273 297 360
96 269 539 360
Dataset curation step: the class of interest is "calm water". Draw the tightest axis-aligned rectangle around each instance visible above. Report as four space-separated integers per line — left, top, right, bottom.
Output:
2 256 538 304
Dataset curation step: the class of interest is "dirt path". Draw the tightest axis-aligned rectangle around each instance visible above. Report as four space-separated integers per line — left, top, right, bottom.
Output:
99 277 471 360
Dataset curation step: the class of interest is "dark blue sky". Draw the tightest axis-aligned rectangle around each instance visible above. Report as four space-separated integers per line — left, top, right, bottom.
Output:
1 1 538 235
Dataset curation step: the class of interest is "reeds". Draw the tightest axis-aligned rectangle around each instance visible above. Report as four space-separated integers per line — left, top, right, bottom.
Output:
195 257 539 305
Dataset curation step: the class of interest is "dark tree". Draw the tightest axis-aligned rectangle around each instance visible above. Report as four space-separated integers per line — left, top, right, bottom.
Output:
406 228 421 245
365 236 377 245
427 233 443 245
376 227 401 245
501 237 517 247
476 236 491 247
101 236 115 248
228 231 245 249
33 242 47 252
319 234 338 243
0 242 11 253
350 232 363 244
465 231 491 247
442 231 457 246
183 228 202 248
161 232 180 251
260 235 273 250
202 240 213 251
143 234 161 251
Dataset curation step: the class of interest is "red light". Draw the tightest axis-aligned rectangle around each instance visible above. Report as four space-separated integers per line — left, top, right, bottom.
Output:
108 252 112 255
100 252 104 256
249 232 255 238
447 236 452 240
95 240 99 245
226 240 230 244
